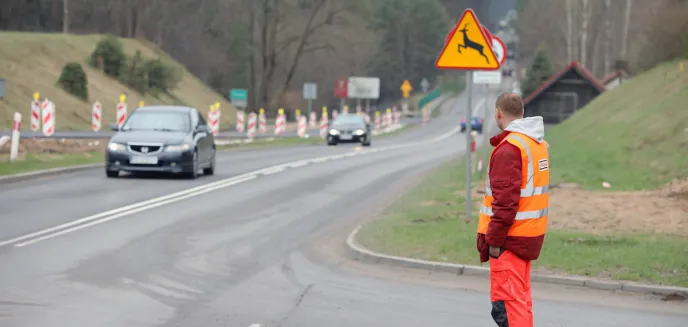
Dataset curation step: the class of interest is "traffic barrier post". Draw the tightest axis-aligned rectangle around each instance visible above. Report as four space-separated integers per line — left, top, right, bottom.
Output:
10 112 21 161
92 101 102 132
247 112 257 139
320 106 328 138
309 111 317 129
258 108 266 133
30 92 40 132
116 94 127 128
236 110 245 133
41 99 54 137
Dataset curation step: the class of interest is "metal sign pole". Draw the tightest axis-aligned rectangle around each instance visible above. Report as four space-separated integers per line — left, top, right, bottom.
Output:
465 71 474 224
307 99 312 119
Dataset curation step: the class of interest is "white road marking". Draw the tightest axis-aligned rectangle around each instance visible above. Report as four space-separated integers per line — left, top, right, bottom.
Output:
248 324 261 327
1 123 461 248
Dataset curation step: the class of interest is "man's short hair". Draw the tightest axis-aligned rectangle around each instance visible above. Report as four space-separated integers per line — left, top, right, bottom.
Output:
496 93 524 117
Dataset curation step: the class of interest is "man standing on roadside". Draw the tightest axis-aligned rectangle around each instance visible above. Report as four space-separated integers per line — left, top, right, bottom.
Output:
476 93 549 327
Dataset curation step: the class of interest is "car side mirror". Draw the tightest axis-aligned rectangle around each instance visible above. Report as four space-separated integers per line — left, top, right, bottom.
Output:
109 123 119 131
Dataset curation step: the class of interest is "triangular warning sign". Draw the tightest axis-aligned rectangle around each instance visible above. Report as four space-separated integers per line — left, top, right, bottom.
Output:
436 9 500 70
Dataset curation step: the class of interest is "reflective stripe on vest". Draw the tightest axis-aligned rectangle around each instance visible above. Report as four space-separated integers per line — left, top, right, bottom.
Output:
478 132 549 237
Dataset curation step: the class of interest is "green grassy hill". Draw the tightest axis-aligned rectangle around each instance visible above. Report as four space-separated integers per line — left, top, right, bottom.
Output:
548 60 688 190
0 32 236 130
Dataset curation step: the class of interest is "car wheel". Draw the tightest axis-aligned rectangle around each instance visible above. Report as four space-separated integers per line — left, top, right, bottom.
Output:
327 141 337 146
106 170 119 178
185 150 199 179
362 141 371 147
203 147 215 175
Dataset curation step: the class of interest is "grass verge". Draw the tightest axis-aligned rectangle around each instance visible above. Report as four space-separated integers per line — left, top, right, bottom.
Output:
357 156 688 287
547 60 688 190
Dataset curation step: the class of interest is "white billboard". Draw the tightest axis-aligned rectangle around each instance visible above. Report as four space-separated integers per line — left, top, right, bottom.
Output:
347 77 380 99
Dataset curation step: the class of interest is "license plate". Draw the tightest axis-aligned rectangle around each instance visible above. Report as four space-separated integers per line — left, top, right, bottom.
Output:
340 134 352 140
131 155 158 165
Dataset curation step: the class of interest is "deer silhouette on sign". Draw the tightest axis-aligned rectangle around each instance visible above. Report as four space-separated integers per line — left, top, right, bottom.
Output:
457 23 490 64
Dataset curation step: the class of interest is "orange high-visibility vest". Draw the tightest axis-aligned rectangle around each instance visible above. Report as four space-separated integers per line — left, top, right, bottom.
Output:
477 132 549 238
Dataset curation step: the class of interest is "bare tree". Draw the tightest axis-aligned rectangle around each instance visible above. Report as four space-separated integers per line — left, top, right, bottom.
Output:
620 0 632 60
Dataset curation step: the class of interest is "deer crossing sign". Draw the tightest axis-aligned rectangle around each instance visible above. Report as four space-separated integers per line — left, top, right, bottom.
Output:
435 9 500 70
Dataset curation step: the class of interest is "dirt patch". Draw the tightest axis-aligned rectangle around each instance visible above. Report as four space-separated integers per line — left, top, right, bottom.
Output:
549 181 688 236
0 138 106 155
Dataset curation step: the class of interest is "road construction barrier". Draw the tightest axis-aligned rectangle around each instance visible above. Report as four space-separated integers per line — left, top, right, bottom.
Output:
374 111 381 132
92 101 102 132
116 94 127 128
274 108 286 136
208 105 220 136
364 112 371 124
236 111 245 133
297 115 307 138
259 108 266 133
332 109 338 120
309 111 317 129
10 112 21 161
320 107 328 138
41 99 55 137
343 105 349 114
356 105 362 114
247 112 257 139
30 93 40 132
394 110 400 127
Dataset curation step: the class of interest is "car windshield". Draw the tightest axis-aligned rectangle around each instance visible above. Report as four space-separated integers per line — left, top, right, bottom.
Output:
122 110 191 132
332 114 365 127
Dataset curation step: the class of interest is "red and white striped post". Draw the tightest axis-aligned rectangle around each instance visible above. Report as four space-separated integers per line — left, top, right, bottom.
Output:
422 106 430 124
207 104 220 136
374 111 381 132
41 99 55 137
30 92 41 132
236 110 245 133
309 111 317 129
116 94 127 128
297 114 307 138
319 106 328 138
258 108 267 134
247 112 257 139
92 101 102 132
274 108 285 136
10 112 21 161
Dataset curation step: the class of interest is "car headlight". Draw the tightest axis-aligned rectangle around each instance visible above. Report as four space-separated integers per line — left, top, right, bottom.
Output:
108 142 126 152
165 144 191 152
329 129 339 135
355 129 365 136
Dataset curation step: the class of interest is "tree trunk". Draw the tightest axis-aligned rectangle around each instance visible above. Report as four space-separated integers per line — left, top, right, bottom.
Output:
620 0 632 60
566 0 573 62
62 0 69 33
579 0 591 68
603 0 612 74
275 0 327 105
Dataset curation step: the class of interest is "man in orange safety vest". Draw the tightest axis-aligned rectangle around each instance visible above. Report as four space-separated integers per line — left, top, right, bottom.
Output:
476 92 549 327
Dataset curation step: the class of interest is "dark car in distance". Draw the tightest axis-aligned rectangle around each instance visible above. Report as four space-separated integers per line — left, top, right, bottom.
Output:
105 106 216 179
327 113 371 146
461 116 483 134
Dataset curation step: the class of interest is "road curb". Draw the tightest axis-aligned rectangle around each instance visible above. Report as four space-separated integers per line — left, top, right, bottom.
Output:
0 163 103 185
345 224 688 297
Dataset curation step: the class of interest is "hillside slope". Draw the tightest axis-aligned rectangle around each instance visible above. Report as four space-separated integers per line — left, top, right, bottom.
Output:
548 60 688 190
0 32 236 130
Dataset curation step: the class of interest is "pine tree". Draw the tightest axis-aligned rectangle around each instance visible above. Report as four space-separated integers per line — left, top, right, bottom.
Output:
522 51 554 99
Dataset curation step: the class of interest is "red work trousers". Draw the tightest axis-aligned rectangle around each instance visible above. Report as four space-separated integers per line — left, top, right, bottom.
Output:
489 250 533 327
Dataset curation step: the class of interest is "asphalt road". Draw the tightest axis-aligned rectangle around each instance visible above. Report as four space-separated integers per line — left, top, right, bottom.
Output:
0 91 686 327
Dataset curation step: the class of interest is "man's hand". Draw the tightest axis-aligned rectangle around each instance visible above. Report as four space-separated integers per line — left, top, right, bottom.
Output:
489 246 502 258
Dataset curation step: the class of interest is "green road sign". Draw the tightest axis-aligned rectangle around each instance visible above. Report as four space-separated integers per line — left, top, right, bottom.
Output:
229 89 248 108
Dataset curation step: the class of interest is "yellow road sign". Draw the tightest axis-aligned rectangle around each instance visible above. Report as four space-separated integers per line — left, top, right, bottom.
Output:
401 80 412 98
435 9 499 70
